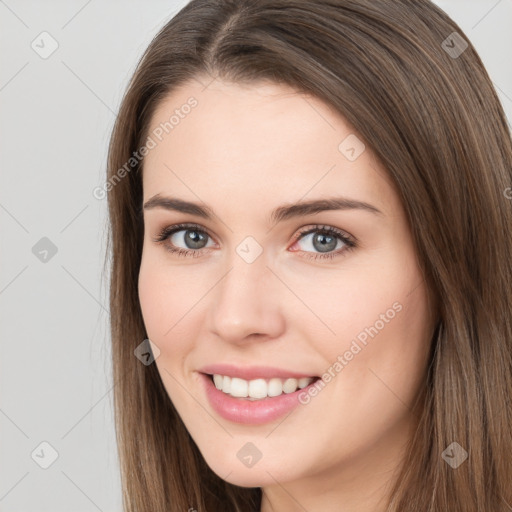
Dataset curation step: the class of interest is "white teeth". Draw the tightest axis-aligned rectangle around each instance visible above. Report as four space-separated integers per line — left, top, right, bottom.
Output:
248 379 267 399
212 374 315 400
213 374 223 390
298 377 311 389
267 378 282 397
282 378 298 393
230 377 248 397
222 375 231 394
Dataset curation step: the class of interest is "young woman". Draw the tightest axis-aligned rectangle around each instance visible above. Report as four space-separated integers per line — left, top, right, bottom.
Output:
105 1 512 510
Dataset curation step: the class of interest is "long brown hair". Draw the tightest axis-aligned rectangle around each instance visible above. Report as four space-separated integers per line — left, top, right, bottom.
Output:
105 1 512 510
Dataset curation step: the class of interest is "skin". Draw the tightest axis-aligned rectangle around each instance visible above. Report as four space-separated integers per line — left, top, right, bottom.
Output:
138 76 437 512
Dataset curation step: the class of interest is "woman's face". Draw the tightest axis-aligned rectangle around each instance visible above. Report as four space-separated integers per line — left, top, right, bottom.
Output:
138 77 436 503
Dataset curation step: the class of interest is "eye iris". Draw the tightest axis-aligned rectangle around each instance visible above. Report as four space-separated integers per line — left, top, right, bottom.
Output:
313 233 337 253
185 230 207 249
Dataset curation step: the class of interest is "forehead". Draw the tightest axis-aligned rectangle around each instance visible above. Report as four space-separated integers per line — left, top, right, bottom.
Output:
142 78 398 218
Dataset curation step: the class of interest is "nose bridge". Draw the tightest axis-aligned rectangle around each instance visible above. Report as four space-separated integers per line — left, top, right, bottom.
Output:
208 244 284 343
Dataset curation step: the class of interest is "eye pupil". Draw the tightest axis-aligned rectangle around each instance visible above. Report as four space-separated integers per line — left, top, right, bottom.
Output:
313 233 337 253
185 230 207 249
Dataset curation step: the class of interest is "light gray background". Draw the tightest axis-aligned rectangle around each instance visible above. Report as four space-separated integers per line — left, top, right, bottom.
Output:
1 1 511 510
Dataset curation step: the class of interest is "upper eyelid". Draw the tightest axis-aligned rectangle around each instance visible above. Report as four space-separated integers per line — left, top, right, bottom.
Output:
155 222 355 245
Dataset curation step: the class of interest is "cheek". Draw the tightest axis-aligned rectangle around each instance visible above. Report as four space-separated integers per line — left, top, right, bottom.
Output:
137 256 187 348
138 256 203 364
138 261 189 400
329 286 432 421
138 261 165 336
315 245 432 394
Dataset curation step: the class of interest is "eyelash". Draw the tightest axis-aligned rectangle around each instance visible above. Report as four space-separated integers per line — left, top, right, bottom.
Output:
152 222 357 261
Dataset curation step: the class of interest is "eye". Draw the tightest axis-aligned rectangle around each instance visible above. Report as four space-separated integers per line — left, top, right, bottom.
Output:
289 225 356 261
152 223 357 261
152 223 215 258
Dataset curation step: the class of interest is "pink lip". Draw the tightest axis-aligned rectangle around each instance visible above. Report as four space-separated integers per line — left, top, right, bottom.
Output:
197 363 317 381
199 372 320 425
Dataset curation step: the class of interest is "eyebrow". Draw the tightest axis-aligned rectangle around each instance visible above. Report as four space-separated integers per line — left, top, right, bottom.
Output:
142 194 383 223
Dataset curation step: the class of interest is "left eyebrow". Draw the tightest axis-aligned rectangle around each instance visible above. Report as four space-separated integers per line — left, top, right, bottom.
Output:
142 194 384 223
269 197 383 223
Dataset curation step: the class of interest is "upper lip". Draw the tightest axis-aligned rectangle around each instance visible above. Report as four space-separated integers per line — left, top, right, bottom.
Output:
198 363 318 381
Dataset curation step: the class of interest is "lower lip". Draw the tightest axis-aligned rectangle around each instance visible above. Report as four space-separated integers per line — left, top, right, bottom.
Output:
199 372 319 425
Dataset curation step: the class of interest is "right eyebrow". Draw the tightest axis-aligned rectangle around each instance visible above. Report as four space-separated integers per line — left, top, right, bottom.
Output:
143 195 214 218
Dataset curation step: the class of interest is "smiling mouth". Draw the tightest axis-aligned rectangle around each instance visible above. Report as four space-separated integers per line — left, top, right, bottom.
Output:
205 373 321 401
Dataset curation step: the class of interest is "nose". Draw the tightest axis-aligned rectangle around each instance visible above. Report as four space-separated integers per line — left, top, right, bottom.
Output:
207 251 285 345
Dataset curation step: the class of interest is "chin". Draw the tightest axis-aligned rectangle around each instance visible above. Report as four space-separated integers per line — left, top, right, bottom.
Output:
213 466 271 488
202 452 294 487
